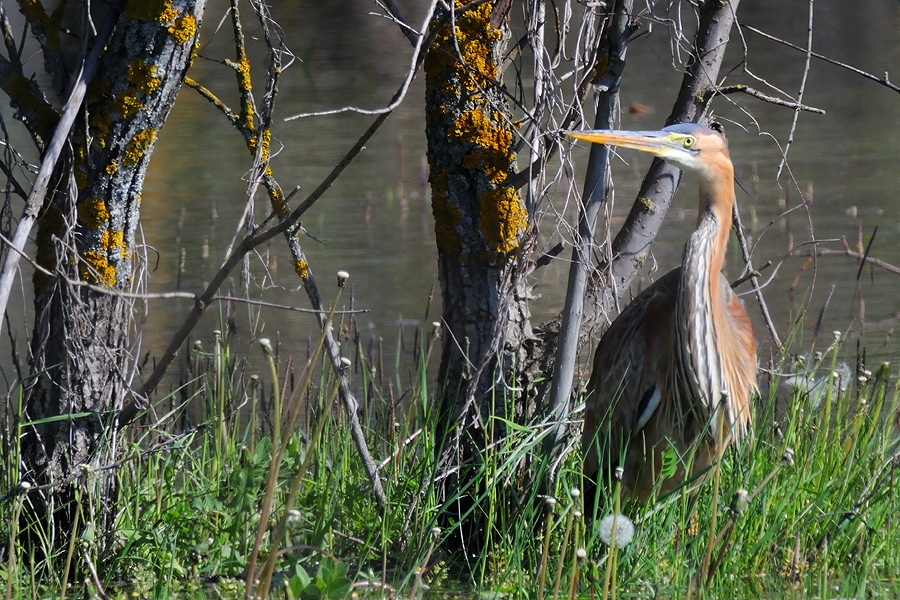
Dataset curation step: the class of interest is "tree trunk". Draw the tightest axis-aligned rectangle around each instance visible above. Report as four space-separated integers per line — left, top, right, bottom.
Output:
16 0 204 551
423 0 532 511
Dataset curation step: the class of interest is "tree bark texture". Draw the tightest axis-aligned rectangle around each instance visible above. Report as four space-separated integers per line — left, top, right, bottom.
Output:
12 0 204 548
424 2 532 462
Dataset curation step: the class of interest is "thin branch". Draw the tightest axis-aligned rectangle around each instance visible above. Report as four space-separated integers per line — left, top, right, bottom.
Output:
742 24 899 94
776 0 815 180
712 84 824 114
731 201 782 350
283 0 438 120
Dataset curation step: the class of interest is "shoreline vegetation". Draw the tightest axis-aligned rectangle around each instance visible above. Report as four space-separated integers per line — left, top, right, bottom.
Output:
3 317 898 598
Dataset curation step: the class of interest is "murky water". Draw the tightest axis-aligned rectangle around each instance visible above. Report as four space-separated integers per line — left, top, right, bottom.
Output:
139 0 900 380
5 1 898 388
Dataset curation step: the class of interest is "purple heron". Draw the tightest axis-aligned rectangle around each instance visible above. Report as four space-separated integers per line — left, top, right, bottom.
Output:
567 123 758 500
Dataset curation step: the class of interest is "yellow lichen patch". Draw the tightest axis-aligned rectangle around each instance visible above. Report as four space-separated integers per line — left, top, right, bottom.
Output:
77 197 110 229
294 260 308 279
450 110 512 153
123 128 157 166
80 229 126 286
269 184 288 218
248 126 273 164
80 249 117 286
450 110 515 185
106 162 119 175
168 13 197 44
128 60 161 95
478 186 526 257
234 53 255 130
103 229 126 256
424 2 500 93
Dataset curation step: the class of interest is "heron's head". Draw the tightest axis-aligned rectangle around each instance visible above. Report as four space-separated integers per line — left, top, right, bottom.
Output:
565 123 732 184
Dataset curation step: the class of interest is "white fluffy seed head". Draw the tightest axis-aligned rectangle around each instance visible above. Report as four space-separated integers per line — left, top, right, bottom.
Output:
597 514 635 549
337 270 350 287
258 337 273 353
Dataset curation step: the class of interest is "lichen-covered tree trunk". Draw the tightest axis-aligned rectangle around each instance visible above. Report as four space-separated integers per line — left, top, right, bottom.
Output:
12 0 204 549
424 3 532 482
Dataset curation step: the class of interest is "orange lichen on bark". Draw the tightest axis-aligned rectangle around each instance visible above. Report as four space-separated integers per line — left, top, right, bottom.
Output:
80 229 126 286
168 13 197 44
294 260 309 279
452 110 515 186
479 186 527 257
424 1 501 92
425 0 526 259
123 128 157 166
77 196 111 228
87 60 161 145
128 60 161 96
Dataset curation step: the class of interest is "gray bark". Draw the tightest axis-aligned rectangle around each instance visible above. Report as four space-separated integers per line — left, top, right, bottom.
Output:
12 0 205 549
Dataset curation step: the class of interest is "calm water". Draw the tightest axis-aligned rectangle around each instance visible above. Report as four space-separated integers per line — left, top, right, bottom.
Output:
5 1 898 389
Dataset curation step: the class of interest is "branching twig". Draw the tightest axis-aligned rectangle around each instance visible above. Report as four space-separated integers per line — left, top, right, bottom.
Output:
731 202 783 350
711 84 825 114
742 24 899 94
776 0 815 180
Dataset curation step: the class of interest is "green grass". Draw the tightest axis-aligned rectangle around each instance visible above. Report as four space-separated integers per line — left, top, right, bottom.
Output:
1 320 898 598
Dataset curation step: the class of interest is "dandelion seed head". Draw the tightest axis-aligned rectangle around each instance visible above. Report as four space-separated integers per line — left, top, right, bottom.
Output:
569 487 580 499
597 513 634 549
576 547 587 560
781 447 795 466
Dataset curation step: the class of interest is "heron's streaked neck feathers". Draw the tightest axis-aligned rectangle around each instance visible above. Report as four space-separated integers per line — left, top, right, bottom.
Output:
674 173 736 429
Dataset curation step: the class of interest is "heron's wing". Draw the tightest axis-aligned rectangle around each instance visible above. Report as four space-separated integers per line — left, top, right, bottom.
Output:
581 268 680 478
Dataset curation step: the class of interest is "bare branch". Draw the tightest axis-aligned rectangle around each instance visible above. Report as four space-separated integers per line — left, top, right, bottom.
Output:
742 23 900 94
712 84 825 114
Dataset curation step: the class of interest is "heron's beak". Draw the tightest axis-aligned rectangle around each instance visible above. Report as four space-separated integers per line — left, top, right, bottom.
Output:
564 129 677 157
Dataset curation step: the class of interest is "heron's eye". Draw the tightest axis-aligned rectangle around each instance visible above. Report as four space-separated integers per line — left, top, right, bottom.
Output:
682 136 696 148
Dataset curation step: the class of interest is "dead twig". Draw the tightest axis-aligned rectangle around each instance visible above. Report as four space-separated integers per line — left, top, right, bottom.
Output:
742 24 899 94
711 84 825 114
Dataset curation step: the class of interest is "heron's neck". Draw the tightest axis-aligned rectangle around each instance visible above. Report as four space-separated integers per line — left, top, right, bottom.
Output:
674 180 734 406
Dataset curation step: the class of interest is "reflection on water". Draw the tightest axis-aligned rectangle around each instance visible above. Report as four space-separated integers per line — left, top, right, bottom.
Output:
136 0 900 386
